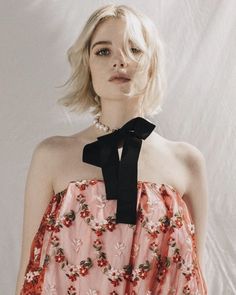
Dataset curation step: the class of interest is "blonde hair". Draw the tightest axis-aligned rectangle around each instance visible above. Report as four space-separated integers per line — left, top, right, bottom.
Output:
57 4 167 118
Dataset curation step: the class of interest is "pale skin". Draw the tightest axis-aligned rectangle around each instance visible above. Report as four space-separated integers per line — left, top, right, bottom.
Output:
15 18 208 294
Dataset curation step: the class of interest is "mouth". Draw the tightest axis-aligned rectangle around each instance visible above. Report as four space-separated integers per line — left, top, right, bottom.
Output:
110 78 131 84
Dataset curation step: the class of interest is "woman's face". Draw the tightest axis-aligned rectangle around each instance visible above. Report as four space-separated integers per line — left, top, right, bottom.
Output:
89 18 149 101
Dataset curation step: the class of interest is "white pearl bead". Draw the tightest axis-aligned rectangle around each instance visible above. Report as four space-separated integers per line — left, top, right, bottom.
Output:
93 116 116 133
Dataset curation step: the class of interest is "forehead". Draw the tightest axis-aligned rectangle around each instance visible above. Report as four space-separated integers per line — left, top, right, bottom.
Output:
92 18 127 40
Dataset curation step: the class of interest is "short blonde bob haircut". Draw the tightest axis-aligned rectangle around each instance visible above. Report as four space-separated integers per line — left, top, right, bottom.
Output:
57 4 167 118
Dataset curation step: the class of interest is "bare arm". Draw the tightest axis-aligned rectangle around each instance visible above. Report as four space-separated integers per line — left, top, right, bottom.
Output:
15 138 56 295
182 144 209 275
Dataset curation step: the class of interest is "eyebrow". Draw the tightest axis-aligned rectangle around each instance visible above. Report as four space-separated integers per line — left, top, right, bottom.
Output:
91 40 112 50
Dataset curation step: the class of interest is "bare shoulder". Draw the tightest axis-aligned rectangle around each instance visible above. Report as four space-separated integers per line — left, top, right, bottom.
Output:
35 133 85 157
170 140 206 166
36 135 76 150
31 135 78 177
172 140 206 177
160 137 207 192
172 141 208 196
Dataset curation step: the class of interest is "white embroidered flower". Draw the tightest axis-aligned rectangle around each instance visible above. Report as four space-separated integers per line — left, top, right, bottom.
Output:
181 261 193 274
34 247 40 260
72 238 83 252
107 267 124 280
131 268 140 280
86 289 98 295
77 180 87 185
25 270 40 282
146 291 152 295
146 220 160 232
90 218 108 230
63 263 79 276
115 242 126 256
96 194 106 209
188 223 195 235
54 219 61 226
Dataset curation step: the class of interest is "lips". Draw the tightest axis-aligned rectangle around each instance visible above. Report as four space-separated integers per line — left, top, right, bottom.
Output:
112 78 130 81
109 73 131 81
110 78 131 84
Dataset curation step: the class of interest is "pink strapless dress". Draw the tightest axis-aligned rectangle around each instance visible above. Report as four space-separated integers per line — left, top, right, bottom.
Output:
20 178 207 295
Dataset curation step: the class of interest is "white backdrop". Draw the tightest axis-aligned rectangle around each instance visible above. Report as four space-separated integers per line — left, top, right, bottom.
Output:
0 0 236 294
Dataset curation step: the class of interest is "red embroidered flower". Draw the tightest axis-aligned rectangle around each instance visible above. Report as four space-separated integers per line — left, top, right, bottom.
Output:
159 224 168 233
95 230 103 236
55 254 65 263
54 225 62 232
173 253 182 263
110 279 120 287
183 285 191 294
94 239 102 246
67 285 76 295
62 210 75 227
80 184 87 190
90 179 97 185
52 196 57 203
132 279 138 286
184 273 192 281
167 236 175 244
97 258 108 267
55 248 65 263
79 266 88 276
175 217 183 228
139 270 148 279
67 274 77 282
68 286 76 291
150 232 158 239
46 224 54 231
63 217 73 227
123 273 131 280
106 222 116 231
80 210 90 218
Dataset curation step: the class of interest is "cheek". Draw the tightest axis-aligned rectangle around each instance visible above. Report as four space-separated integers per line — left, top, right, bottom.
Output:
90 60 105 79
89 64 107 94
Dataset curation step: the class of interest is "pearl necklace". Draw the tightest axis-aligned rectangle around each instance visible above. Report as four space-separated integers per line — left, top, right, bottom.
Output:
93 115 119 133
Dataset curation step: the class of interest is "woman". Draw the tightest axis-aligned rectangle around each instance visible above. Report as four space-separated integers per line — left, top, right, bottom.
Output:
16 4 208 294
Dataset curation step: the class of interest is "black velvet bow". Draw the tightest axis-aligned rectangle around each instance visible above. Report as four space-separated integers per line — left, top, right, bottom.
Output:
82 116 156 225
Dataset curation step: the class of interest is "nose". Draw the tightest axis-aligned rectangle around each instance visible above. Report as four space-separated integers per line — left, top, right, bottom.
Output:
112 51 128 68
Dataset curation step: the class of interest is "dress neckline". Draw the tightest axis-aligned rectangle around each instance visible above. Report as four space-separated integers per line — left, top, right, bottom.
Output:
53 178 183 198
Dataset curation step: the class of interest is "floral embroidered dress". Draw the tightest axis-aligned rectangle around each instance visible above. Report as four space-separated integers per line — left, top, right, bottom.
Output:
21 179 207 295
20 117 207 294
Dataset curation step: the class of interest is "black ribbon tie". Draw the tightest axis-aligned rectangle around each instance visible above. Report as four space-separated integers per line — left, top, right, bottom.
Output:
82 116 156 225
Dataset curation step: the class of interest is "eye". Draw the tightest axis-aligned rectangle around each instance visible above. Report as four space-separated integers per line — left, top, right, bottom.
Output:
95 48 110 56
131 47 142 54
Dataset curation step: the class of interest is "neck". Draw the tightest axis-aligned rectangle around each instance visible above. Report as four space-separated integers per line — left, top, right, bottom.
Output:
95 96 146 133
